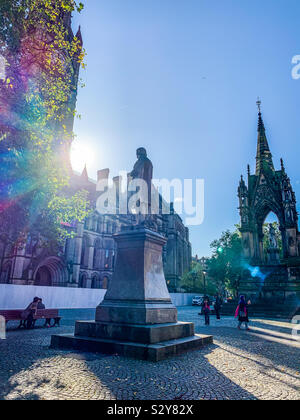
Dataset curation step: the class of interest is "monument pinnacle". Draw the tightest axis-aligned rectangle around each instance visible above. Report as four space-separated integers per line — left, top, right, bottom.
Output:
255 100 274 175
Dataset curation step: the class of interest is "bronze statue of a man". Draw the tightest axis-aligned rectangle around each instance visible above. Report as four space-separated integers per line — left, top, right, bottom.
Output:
130 147 153 186
129 148 154 226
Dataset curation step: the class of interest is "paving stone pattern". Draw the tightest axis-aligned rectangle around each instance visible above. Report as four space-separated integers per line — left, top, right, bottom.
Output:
0 308 299 400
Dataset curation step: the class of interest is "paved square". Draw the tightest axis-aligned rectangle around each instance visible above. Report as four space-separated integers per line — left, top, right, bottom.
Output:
0 308 299 400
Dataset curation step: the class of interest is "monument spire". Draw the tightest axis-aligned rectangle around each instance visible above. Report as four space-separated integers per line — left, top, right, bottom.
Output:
255 98 274 175
81 164 88 182
281 158 286 173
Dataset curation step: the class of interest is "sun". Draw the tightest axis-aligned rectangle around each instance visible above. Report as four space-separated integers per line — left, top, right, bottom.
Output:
70 141 95 173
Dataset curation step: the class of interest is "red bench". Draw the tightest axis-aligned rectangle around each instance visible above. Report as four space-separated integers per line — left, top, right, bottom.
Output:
0 309 61 329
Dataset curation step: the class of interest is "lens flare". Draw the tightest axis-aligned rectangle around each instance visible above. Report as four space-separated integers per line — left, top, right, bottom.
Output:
71 141 95 173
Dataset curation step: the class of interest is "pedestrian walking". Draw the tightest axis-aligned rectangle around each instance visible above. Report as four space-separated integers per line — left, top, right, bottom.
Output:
214 294 223 320
202 297 211 326
235 295 250 331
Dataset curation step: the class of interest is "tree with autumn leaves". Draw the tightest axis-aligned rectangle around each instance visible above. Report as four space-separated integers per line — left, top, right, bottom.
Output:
0 0 90 255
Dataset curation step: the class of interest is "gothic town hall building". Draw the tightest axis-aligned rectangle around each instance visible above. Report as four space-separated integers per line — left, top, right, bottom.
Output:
0 153 192 293
0 12 191 292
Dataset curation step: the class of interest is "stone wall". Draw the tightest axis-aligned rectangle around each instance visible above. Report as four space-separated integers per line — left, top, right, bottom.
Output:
0 284 196 310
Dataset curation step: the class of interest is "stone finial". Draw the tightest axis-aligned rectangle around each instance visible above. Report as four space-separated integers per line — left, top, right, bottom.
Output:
256 97 262 113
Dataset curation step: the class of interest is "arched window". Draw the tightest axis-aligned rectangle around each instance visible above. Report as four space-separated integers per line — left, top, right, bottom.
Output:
79 273 87 288
25 235 32 255
80 236 89 267
92 217 97 232
97 218 102 233
93 239 102 270
91 274 100 289
101 276 109 290
108 223 112 234
105 249 110 269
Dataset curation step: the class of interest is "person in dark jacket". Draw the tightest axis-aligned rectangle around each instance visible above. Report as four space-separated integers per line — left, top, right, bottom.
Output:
37 298 45 310
22 297 39 329
214 294 223 320
235 295 250 330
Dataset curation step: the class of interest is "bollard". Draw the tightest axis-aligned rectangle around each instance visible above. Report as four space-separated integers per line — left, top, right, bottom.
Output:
291 315 300 341
0 54 7 80
0 316 6 340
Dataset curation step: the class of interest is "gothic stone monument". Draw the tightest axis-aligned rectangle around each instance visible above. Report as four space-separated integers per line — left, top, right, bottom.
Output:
238 100 300 307
51 149 212 361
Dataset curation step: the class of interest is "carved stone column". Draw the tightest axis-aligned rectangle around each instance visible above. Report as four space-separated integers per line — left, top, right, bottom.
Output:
72 222 84 285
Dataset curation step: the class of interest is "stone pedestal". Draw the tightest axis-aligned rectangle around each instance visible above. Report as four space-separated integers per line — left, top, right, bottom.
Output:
51 228 212 362
267 248 280 264
96 228 177 325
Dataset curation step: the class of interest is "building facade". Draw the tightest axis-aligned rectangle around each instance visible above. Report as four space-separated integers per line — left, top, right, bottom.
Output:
0 161 192 291
0 10 192 292
238 101 300 302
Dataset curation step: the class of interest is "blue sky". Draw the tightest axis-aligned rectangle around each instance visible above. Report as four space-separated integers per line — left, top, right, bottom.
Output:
72 0 300 257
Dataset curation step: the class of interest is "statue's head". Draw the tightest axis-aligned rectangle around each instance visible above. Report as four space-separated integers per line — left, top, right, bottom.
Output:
136 147 147 159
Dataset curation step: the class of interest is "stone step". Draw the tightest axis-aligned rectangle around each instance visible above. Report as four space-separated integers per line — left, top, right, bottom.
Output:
220 303 296 313
75 321 195 344
51 333 213 362
220 310 296 319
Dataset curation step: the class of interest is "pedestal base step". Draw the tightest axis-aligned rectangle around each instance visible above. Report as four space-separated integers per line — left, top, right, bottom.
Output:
75 321 195 344
51 333 213 362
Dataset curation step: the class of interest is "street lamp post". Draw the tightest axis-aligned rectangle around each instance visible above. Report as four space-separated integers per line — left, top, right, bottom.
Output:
203 271 207 296
191 270 197 292
200 257 208 296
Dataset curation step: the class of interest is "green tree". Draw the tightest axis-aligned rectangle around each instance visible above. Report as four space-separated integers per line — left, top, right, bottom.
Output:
181 261 204 293
0 0 89 248
181 260 217 295
208 228 243 297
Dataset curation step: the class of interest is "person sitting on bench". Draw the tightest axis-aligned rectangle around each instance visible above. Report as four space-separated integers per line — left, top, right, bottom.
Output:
37 298 45 310
21 297 39 329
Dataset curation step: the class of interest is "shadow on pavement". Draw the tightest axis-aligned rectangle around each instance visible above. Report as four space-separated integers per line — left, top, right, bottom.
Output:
0 324 257 400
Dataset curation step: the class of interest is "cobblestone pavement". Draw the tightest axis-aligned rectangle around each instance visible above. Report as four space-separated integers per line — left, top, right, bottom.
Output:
0 308 299 400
